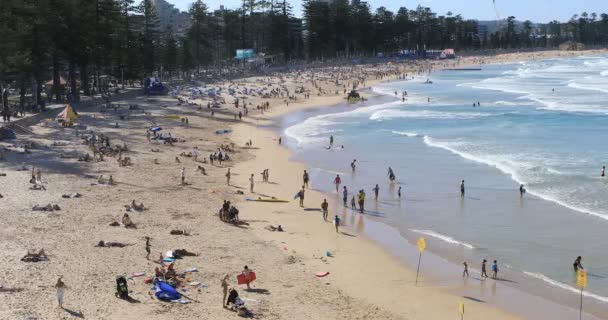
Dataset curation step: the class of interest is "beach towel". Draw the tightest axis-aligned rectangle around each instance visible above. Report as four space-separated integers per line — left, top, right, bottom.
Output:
155 281 181 301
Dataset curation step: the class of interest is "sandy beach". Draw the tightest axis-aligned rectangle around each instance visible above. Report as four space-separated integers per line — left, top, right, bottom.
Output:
1 49 606 319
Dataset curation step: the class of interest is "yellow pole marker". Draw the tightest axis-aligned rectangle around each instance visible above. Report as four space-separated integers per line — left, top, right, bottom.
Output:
415 237 425 285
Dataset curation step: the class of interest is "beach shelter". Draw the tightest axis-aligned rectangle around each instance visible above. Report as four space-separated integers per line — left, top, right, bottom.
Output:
57 104 79 122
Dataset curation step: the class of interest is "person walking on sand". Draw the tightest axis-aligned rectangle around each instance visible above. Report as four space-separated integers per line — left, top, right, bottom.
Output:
278 136 282 145
343 186 348 207
145 236 151 260
303 170 310 188
334 215 341 233
298 186 305 207
334 174 341 193
193 147 199 162
180 167 186 185
373 184 380 200
321 199 329 221
242 266 253 290
492 260 499 279
226 168 231 185
463 262 469 278
574 256 584 272
249 174 255 193
460 180 465 199
54 277 67 308
221 274 230 308
481 259 488 279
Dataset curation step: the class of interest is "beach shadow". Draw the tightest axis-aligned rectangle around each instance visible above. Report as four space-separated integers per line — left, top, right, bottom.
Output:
123 296 141 304
494 278 517 284
245 288 270 295
303 208 321 212
63 308 85 318
340 232 356 237
462 296 485 303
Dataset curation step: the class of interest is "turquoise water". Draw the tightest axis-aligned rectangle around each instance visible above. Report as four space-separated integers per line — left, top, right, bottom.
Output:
282 55 608 313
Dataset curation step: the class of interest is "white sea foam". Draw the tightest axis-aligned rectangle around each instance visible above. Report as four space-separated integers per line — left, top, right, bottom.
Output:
410 229 475 249
391 131 423 138
370 110 496 121
422 136 608 221
523 271 608 303
493 100 526 106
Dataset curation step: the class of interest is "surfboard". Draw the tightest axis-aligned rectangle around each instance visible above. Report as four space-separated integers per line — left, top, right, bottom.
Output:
237 272 256 285
131 272 145 277
315 271 330 277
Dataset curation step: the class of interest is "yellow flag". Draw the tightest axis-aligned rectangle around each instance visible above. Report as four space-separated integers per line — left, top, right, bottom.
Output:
577 270 587 289
417 237 426 253
459 302 465 315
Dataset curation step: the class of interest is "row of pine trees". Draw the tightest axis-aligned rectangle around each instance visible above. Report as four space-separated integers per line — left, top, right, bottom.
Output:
1 0 608 102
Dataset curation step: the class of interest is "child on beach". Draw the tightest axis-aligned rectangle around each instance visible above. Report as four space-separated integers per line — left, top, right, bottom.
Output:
351 196 356 210
298 187 305 207
462 262 469 278
373 184 379 200
343 186 348 207
481 259 488 279
334 215 341 233
54 277 67 308
492 260 499 279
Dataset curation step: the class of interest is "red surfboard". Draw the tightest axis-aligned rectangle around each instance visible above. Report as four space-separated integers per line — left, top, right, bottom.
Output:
237 272 256 285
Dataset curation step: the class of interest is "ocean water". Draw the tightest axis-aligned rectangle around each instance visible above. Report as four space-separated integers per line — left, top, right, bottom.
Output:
281 55 608 315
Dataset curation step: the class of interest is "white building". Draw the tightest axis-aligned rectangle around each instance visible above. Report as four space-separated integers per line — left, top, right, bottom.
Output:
152 0 191 37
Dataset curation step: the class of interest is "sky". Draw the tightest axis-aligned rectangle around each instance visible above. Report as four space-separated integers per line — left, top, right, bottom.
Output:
169 0 608 23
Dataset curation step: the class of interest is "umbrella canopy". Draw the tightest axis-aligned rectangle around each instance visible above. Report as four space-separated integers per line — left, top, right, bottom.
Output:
57 104 79 121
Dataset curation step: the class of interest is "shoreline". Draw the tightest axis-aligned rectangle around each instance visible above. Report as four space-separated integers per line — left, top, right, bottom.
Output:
229 49 608 319
0 48 605 319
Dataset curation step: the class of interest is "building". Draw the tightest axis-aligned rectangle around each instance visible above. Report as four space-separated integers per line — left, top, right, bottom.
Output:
152 0 191 37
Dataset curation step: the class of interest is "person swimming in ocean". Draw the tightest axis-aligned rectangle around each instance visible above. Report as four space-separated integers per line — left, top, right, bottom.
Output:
573 256 583 272
519 184 526 197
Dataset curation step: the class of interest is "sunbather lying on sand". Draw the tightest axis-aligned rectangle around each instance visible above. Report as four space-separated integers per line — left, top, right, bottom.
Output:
170 230 192 236
21 249 49 262
30 184 46 191
95 241 127 248
32 204 60 211
130 200 145 211
172 249 198 258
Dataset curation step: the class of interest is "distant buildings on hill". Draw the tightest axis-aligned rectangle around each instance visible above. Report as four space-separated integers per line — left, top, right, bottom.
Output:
152 0 191 37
